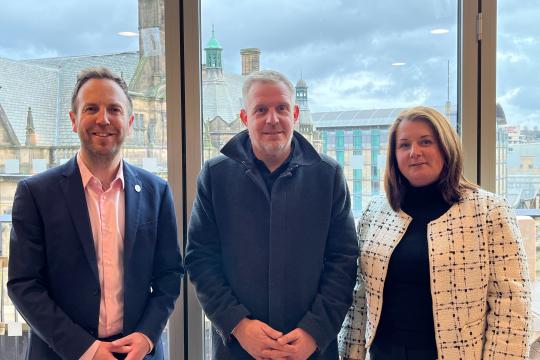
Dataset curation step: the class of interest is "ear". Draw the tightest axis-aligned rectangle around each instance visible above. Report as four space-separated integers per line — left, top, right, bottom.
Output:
69 111 78 133
127 114 135 134
240 109 248 127
293 104 300 122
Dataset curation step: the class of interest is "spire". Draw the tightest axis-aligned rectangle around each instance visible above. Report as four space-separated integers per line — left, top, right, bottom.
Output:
295 75 308 105
25 106 37 146
205 24 222 50
205 25 223 70
295 76 312 126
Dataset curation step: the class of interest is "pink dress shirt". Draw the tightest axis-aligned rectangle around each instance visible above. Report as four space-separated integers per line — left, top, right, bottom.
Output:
78 154 125 360
77 155 153 360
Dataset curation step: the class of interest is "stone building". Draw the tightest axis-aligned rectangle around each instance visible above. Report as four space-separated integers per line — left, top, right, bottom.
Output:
0 0 169 220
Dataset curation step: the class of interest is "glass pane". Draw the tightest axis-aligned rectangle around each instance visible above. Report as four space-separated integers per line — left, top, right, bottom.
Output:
0 0 170 358
496 0 540 345
200 0 458 356
496 1 540 210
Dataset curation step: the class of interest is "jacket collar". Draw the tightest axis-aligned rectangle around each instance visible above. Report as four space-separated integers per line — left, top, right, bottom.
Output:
60 157 142 281
220 129 321 167
122 161 142 262
60 157 99 282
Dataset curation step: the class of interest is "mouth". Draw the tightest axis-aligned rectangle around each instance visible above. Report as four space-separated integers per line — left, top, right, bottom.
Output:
91 132 116 137
263 131 283 135
410 162 427 167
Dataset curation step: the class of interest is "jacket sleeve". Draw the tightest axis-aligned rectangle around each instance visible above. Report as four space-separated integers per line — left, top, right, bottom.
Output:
296 164 359 353
483 197 531 359
135 183 184 346
7 180 95 360
185 162 250 344
338 200 374 360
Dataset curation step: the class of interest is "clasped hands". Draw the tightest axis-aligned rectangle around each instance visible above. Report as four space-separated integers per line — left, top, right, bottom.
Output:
232 318 317 360
93 332 150 360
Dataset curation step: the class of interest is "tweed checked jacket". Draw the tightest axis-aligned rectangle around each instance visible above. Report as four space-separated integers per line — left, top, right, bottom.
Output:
339 188 531 360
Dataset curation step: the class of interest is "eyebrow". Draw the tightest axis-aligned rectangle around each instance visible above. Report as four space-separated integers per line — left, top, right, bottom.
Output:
397 134 433 141
82 101 124 108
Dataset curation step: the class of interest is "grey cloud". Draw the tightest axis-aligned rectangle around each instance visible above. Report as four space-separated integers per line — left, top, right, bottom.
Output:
1 0 537 125
0 0 138 59
201 0 459 114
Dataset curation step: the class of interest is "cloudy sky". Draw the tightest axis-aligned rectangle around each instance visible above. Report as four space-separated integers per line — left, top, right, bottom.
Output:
0 0 538 127
202 0 459 112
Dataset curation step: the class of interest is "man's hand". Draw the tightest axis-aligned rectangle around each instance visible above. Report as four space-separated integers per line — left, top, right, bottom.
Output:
232 318 290 359
92 342 117 360
111 332 151 360
276 328 317 360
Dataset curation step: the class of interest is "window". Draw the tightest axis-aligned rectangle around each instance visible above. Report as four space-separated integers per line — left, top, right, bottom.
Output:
0 0 172 358
198 0 458 357
495 3 540 327
496 1 540 211
4 0 533 358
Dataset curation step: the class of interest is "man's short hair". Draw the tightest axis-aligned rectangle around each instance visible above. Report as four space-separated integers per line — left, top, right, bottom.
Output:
242 70 295 106
71 66 132 114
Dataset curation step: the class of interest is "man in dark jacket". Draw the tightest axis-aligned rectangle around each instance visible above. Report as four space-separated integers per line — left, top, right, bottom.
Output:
186 70 358 359
7 67 183 360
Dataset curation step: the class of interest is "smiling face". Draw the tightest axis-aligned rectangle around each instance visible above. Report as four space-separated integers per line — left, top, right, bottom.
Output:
69 78 134 167
240 80 299 170
395 119 445 187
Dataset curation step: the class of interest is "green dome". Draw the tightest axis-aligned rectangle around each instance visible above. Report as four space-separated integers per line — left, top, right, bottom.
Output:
206 28 222 49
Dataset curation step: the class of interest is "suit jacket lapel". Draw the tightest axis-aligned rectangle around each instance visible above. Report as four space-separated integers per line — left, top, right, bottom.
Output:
123 162 141 262
60 157 99 282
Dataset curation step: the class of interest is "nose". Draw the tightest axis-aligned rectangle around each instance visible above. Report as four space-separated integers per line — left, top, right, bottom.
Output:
96 108 110 126
409 143 421 158
265 109 279 125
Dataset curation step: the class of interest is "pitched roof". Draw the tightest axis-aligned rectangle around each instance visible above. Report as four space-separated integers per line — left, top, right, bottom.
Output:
23 52 139 145
0 57 59 145
0 104 20 146
0 52 139 146
312 105 457 129
202 70 243 123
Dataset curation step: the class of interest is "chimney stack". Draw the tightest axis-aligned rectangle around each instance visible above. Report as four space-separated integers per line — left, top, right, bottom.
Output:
240 48 261 76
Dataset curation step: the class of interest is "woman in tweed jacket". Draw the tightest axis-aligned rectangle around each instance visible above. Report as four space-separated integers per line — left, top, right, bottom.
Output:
339 106 531 359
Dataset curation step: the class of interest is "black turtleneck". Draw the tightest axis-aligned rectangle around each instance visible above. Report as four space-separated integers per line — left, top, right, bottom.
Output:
373 182 452 350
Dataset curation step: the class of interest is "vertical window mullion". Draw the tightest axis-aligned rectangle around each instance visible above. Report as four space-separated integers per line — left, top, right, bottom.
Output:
460 0 480 184
164 0 187 359
479 0 497 191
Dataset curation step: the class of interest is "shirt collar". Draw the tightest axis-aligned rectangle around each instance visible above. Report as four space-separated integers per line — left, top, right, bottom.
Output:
247 138 296 173
77 152 125 190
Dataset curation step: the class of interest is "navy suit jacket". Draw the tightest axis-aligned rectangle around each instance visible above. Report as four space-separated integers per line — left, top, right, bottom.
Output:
7 157 183 360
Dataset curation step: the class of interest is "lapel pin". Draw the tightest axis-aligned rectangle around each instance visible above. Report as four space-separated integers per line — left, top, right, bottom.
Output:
135 184 141 193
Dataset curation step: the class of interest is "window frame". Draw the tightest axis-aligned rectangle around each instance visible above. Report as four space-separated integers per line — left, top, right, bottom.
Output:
165 0 500 357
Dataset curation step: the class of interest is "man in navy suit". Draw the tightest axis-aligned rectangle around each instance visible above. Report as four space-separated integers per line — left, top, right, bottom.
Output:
7 67 183 360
